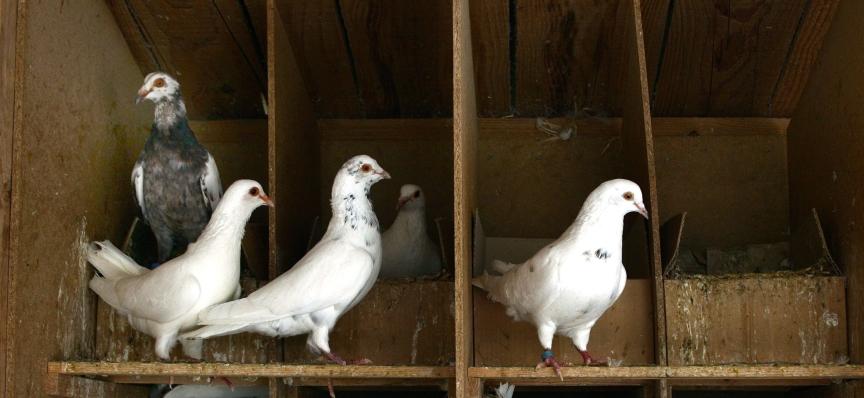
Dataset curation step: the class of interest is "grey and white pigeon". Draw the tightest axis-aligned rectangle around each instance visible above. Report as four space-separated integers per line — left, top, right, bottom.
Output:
181 155 390 365
133 72 222 265
473 179 647 379
88 180 272 360
380 184 442 279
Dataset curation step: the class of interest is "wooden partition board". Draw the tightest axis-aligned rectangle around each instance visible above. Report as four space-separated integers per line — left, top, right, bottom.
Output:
5 1 151 396
0 0 16 394
454 0 480 396
787 0 864 367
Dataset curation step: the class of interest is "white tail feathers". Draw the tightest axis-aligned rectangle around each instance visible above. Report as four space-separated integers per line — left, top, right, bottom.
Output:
181 324 247 340
494 383 515 398
86 241 148 280
490 259 517 274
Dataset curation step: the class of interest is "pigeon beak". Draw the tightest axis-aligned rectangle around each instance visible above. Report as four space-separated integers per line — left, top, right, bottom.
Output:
136 88 150 104
635 202 649 219
396 196 410 211
259 193 274 207
377 169 391 180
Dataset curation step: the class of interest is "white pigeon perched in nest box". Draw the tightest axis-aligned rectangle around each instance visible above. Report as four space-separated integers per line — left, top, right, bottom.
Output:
473 179 648 379
88 180 272 360
182 155 390 366
133 72 223 265
380 184 443 279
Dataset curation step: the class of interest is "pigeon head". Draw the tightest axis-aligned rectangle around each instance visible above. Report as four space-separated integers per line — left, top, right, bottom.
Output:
595 179 648 219
136 72 181 104
338 155 391 187
217 179 273 214
396 184 425 211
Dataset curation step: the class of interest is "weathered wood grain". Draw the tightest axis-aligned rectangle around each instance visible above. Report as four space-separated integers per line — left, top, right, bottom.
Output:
469 0 510 116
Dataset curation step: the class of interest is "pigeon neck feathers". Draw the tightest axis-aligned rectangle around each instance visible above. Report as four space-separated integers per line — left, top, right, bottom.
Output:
153 95 189 132
188 198 252 254
563 188 628 242
329 172 379 233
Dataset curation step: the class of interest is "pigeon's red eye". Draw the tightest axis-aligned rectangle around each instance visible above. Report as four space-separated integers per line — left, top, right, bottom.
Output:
249 187 259 196
360 164 372 173
153 78 165 88
413 191 420 198
623 192 634 201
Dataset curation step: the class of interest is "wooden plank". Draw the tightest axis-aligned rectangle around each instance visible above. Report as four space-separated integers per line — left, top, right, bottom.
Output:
651 117 788 136
514 0 625 117
49 362 455 379
786 0 864 365
665 276 847 366
0 0 16 394
770 0 840 116
6 1 151 396
474 279 655 366
106 0 266 119
283 281 454 366
281 1 362 118
621 0 665 366
469 0 510 116
339 0 453 118
640 0 671 97
469 365 864 380
454 0 479 397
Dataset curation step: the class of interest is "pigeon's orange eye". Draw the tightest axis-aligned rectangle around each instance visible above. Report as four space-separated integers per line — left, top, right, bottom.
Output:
623 192 634 201
413 191 420 198
249 187 259 196
153 78 166 88
360 164 372 173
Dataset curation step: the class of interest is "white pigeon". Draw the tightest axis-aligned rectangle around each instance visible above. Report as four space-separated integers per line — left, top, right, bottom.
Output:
473 179 648 379
380 184 443 279
181 155 390 365
88 180 273 360
487 383 515 398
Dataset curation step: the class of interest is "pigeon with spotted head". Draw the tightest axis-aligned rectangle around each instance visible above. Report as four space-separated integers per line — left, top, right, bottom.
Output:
132 72 222 265
473 179 648 379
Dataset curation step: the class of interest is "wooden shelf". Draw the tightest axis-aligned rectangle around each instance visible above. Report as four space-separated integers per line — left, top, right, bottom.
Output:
48 362 454 386
469 365 864 383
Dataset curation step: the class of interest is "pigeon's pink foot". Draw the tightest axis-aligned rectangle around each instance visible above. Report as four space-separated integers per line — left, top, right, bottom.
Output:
327 378 336 398
325 352 373 366
220 377 235 391
535 349 564 381
578 350 606 366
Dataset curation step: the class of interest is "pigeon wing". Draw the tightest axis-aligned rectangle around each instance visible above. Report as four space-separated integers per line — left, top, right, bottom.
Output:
131 159 145 216
200 152 223 211
199 239 374 325
115 271 202 323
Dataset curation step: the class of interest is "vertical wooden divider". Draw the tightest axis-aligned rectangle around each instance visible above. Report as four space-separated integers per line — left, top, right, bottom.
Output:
454 0 479 396
621 0 666 396
268 1 320 396
0 0 17 394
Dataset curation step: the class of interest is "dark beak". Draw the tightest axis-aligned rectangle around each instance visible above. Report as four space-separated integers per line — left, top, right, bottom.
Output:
635 203 649 219
259 193 274 207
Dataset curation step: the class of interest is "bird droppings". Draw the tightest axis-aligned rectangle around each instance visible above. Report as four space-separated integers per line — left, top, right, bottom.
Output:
822 311 839 327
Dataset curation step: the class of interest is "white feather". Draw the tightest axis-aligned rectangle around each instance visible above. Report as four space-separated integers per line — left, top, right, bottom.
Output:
200 153 223 211
131 159 145 216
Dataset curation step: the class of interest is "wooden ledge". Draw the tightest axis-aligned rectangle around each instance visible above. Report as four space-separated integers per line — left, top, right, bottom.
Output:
48 361 454 380
470 365 864 382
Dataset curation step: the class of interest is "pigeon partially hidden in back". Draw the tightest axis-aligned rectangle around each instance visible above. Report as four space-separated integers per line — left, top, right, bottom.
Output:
133 72 222 265
380 184 442 279
487 383 515 398
473 179 648 379
88 180 272 360
182 155 390 366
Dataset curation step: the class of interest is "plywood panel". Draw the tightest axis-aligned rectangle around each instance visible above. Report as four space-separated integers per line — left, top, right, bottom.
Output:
107 0 266 119
6 1 151 396
514 0 626 117
665 276 847 365
283 281 454 365
654 134 789 250
786 0 864 364
454 0 479 395
469 0 510 116
474 279 655 366
340 0 453 118
0 0 16 394
282 1 362 118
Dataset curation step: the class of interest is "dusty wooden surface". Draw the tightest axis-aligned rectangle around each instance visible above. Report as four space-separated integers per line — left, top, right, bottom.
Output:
0 0 16 393
474 279 655 366
469 364 864 380
283 281 454 366
787 0 864 368
6 1 151 396
665 276 847 366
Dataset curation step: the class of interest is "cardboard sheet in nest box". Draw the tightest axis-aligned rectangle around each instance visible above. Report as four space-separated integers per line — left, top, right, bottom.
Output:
471 212 655 366
661 210 848 365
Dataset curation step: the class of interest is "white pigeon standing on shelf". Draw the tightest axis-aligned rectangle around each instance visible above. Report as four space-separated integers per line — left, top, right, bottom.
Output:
88 180 273 360
473 179 648 380
380 184 443 279
181 155 390 366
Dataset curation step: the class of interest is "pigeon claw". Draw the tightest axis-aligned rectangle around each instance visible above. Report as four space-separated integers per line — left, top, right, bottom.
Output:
578 350 606 366
535 351 564 381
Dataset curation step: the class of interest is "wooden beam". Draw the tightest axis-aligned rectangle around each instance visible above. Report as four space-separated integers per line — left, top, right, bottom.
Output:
0 0 16 394
48 362 454 379
469 365 864 381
